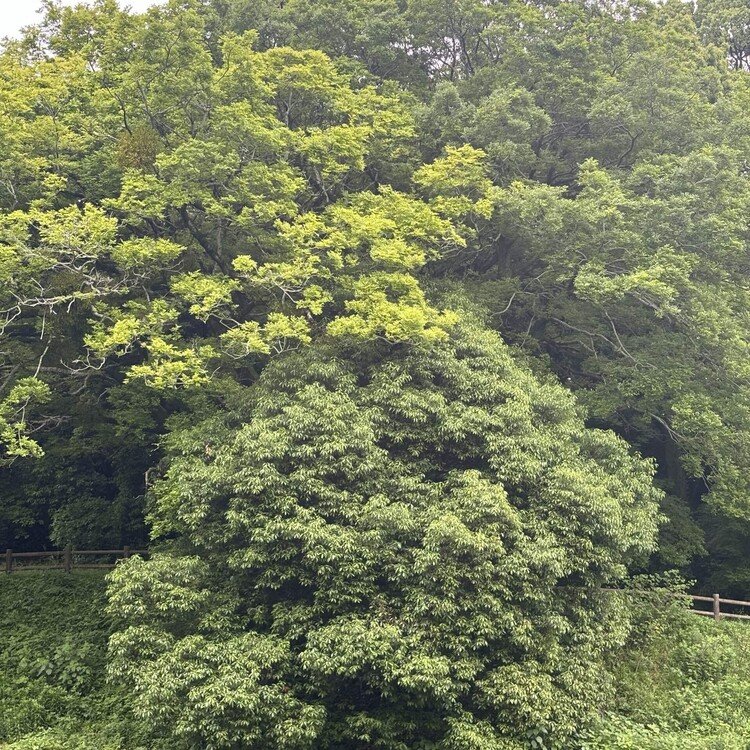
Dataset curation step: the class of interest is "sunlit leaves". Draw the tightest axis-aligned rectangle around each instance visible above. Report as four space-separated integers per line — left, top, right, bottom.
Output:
126 338 216 390
0 377 51 462
111 238 184 271
170 273 240 322
0 10 466 467
327 272 458 342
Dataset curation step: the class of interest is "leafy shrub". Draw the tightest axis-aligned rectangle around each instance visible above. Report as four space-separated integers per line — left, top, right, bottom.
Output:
108 323 661 749
0 573 159 748
580 586 750 748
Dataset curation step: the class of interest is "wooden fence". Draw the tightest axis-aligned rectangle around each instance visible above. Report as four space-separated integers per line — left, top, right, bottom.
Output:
687 593 750 622
4 554 750 622
584 587 750 623
3 547 148 574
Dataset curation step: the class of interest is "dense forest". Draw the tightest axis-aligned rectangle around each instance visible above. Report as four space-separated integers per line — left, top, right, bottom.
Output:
4 0 750 747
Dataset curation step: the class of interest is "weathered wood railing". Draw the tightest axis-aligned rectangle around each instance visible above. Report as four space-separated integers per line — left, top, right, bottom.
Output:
4 556 750 622
688 593 750 622
598 587 750 622
3 547 148 574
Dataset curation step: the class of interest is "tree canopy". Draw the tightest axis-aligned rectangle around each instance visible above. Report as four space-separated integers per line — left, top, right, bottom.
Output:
108 321 659 748
3 0 750 745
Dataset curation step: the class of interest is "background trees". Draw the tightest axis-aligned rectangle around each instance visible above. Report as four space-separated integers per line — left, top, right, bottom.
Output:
3 0 750 744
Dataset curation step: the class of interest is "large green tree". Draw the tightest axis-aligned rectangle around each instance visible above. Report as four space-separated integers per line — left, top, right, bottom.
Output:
0 0 456 546
199 0 750 589
108 320 660 749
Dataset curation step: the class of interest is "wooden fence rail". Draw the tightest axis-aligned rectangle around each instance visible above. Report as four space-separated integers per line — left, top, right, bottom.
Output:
3 547 148 574
4 555 750 623
686 593 750 622
596 587 750 622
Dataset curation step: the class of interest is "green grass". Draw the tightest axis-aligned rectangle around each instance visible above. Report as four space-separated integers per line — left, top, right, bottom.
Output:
582 599 750 749
0 572 158 750
3 574 750 749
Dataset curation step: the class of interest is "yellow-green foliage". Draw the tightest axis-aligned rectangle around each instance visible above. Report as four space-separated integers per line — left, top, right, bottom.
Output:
0 379 50 462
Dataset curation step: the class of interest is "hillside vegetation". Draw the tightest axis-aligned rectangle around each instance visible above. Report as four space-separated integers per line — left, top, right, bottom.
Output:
3 0 750 746
3 575 750 748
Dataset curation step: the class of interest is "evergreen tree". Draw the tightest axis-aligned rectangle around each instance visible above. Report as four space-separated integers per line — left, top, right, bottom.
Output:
109 319 660 749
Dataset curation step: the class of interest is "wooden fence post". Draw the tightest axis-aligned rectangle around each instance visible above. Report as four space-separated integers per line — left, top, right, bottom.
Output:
713 593 721 622
123 545 130 559
64 546 72 574
5 549 11 574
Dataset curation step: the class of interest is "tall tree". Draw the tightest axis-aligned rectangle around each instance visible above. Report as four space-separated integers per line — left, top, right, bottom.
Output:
0 0 448 545
108 319 660 749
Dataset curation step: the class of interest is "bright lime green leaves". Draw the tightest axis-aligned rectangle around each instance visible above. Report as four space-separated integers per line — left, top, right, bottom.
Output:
414 144 497 221
127 339 217 389
232 186 464 344
0 378 51 462
105 40 415 230
111 238 184 271
263 314 312 351
84 301 179 359
35 205 118 258
221 315 312 358
103 178 466 386
220 322 270 357
1 34 466 400
328 274 458 342
0 23 471 430
170 273 240 322
299 124 370 183
95 183 465 389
